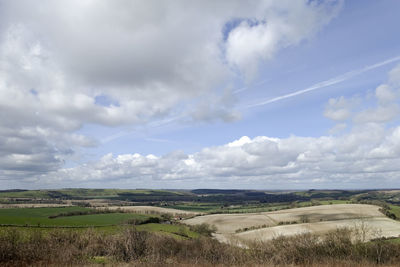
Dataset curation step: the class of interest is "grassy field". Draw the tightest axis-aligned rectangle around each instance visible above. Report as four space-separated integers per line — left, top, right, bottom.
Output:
388 204 400 218
0 188 185 199
166 202 294 213
166 199 352 214
0 190 51 199
0 206 151 227
105 205 198 216
0 206 202 240
2 189 400 266
136 223 200 239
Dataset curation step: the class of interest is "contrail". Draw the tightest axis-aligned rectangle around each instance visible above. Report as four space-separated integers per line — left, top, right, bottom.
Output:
245 55 400 108
101 115 183 144
102 55 400 143
233 77 271 94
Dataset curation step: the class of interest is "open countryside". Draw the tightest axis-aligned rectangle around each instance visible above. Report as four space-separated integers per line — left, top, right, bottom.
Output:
184 204 400 244
1 189 400 265
2 1 400 266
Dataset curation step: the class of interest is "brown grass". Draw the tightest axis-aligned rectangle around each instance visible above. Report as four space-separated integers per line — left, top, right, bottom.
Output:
1 226 400 266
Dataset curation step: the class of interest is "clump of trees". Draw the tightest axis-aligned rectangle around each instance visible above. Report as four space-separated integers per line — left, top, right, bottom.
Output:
379 206 397 220
48 208 118 219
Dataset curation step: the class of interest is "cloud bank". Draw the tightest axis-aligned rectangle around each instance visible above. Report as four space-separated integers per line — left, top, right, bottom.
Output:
28 64 400 189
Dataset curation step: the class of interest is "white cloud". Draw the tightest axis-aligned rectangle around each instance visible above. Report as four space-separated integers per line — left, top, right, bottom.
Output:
226 0 343 78
376 84 397 104
0 0 343 184
35 121 400 188
245 55 400 108
354 105 399 124
324 64 400 127
324 96 354 121
27 64 400 188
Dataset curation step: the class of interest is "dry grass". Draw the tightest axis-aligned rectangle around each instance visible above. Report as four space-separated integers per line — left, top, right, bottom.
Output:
1 226 400 266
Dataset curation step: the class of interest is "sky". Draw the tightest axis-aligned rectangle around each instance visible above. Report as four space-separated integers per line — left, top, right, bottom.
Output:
1 0 400 190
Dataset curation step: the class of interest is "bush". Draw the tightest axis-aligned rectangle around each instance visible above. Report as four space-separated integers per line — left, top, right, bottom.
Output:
189 223 217 236
1 226 400 265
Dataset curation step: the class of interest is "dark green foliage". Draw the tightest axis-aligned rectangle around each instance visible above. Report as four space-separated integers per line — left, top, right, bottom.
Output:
143 217 160 224
48 208 117 219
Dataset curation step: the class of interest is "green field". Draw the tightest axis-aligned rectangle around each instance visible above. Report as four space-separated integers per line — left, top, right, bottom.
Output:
136 223 200 239
165 202 291 213
0 188 185 199
166 199 352 214
0 207 150 227
0 205 204 241
388 204 400 218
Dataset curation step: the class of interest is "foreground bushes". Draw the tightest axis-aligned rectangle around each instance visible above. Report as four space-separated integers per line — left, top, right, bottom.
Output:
0 227 400 266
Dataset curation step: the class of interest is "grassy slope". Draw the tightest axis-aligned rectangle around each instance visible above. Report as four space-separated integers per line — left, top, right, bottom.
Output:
167 200 352 213
0 207 150 227
0 188 185 199
136 223 200 239
0 190 51 198
388 204 400 218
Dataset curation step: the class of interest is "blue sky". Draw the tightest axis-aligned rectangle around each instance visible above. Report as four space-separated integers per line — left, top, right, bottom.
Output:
1 0 400 189
82 1 400 154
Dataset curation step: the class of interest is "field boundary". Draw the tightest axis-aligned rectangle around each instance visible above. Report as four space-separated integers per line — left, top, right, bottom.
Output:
0 223 117 229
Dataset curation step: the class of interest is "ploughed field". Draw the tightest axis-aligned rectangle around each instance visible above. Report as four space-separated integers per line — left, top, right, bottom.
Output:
184 204 400 244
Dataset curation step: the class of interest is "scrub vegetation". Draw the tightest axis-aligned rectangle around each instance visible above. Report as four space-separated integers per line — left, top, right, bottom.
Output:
1 227 400 266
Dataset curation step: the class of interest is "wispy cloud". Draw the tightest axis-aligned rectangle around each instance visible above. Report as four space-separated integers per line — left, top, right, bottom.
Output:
101 115 183 144
245 55 400 108
101 131 132 144
233 78 271 94
145 138 174 143
103 56 400 143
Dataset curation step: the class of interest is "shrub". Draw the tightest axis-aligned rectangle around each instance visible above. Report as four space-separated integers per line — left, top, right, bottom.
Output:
1 225 400 265
188 223 217 236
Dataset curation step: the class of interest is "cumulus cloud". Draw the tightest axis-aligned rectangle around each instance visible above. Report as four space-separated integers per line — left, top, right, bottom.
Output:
30 64 400 188
0 0 343 184
324 96 355 121
226 0 342 78
354 66 400 124
0 0 340 126
36 123 400 188
325 64 400 126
